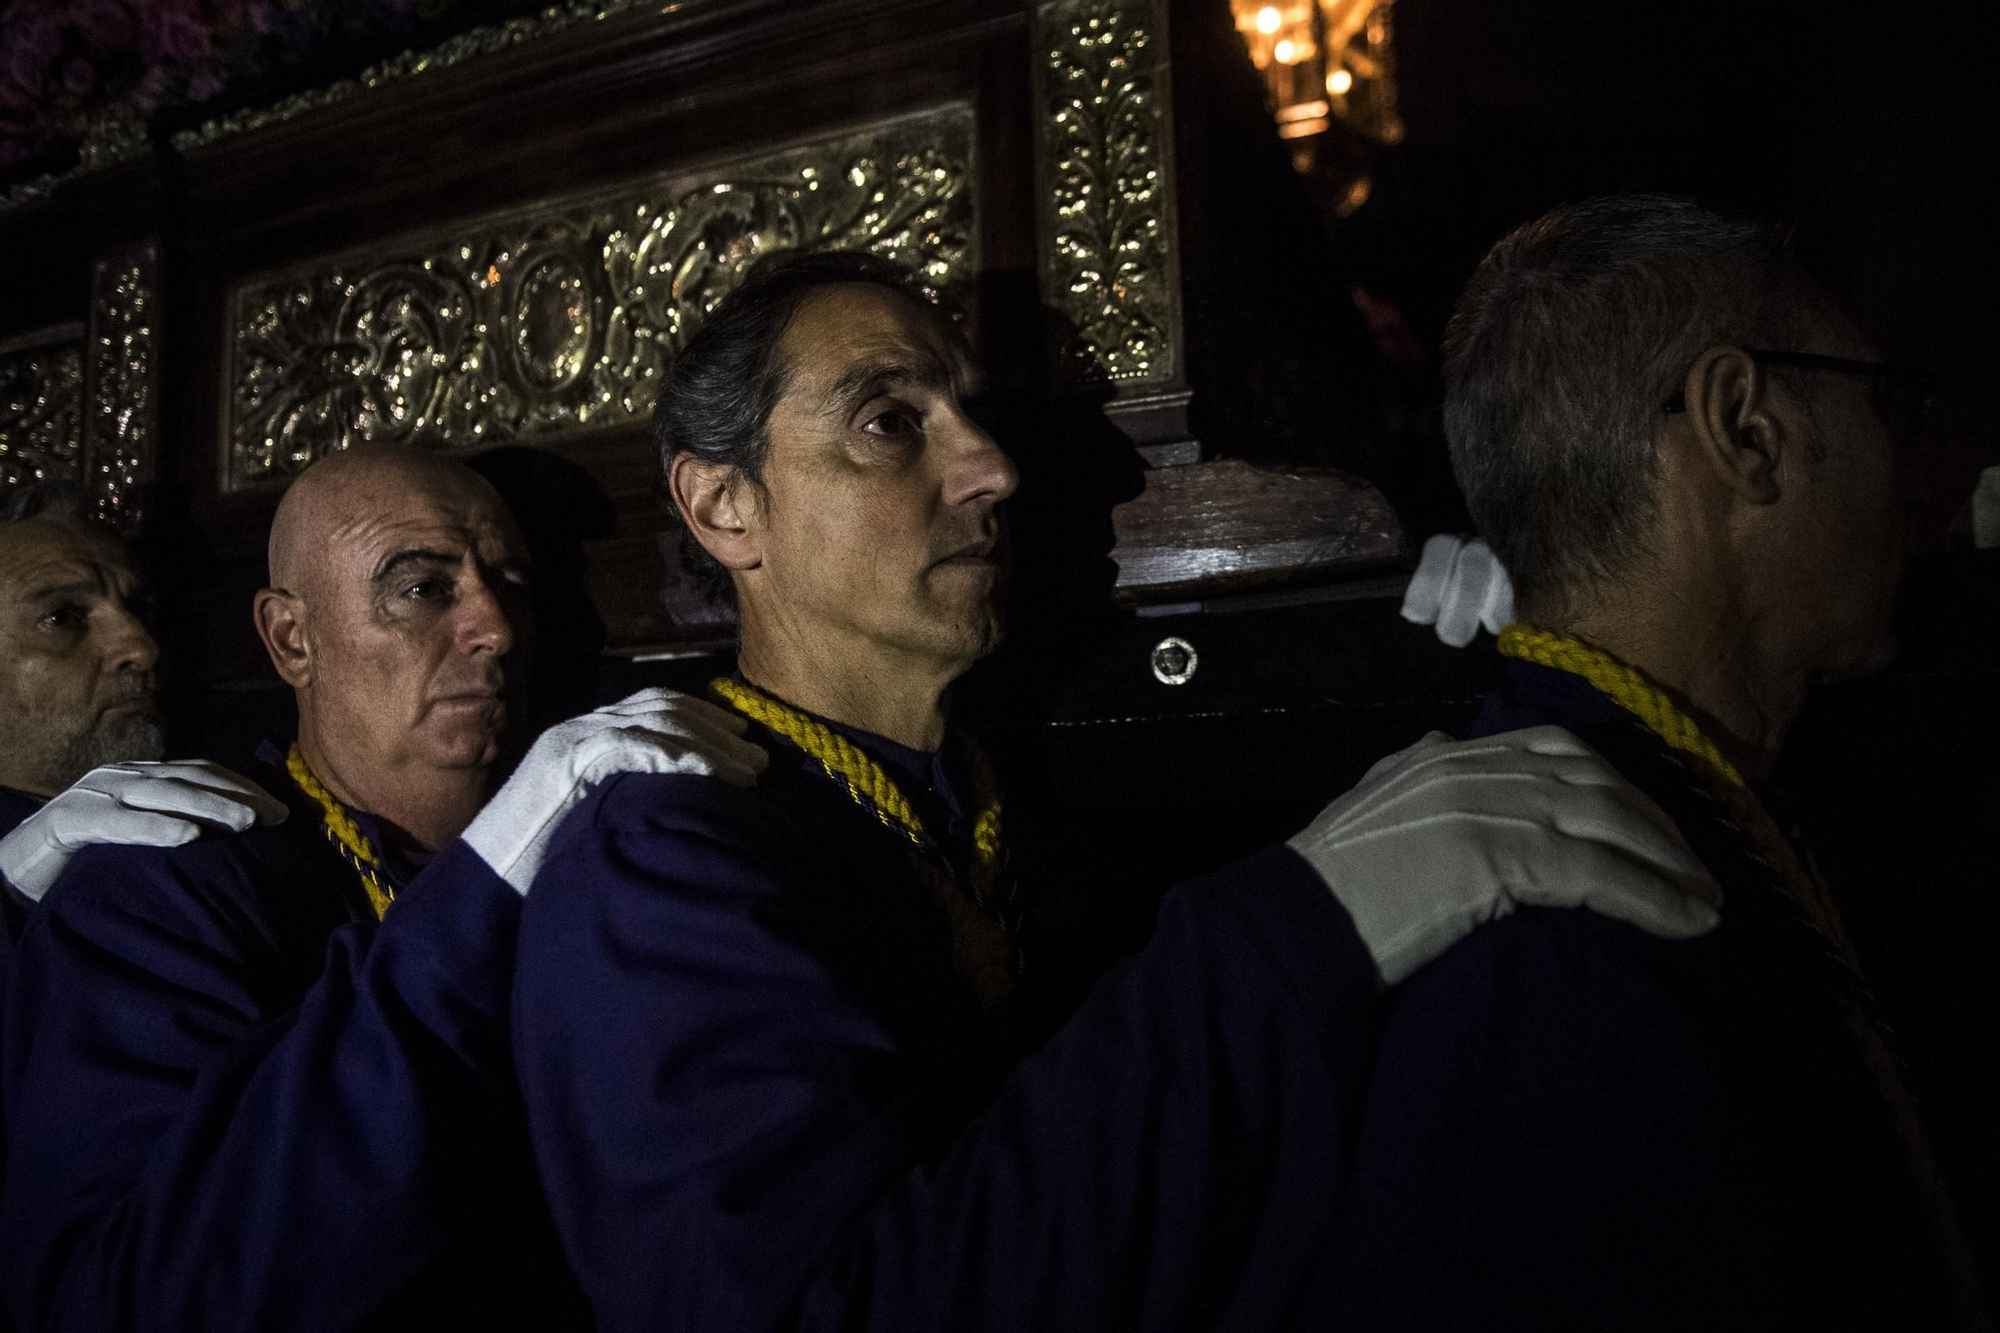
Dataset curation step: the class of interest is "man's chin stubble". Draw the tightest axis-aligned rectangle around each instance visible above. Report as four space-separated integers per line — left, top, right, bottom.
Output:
49 712 167 788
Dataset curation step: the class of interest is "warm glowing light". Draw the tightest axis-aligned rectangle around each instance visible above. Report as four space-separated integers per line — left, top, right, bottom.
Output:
1273 38 1298 62
1254 6 1281 34
1326 67 1354 94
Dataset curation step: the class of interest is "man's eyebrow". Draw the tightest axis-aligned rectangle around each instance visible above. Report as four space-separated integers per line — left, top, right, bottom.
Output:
24 580 102 603
371 548 463 582
823 357 953 412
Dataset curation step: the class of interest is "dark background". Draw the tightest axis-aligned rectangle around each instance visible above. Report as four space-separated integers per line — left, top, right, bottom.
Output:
9 0 1997 1286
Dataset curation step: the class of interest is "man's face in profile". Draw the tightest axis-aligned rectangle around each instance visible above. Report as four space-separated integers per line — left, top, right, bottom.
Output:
0 517 162 795
1766 313 1908 684
740 283 1018 679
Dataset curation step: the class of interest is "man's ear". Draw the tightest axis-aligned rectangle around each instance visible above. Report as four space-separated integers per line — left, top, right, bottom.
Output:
1677 344 1789 506
253 588 313 689
667 455 761 571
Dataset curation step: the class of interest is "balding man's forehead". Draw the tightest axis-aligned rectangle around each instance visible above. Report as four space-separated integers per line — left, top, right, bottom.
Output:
331 493 525 569
269 450 522 588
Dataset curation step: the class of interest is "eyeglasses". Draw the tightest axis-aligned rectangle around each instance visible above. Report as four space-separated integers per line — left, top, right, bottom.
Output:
1662 349 1936 446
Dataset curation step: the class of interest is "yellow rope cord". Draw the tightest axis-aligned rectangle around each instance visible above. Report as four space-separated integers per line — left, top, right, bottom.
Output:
1497 624 1746 788
710 677 1017 1008
1499 628 1976 1303
708 677 1004 875
286 744 395 920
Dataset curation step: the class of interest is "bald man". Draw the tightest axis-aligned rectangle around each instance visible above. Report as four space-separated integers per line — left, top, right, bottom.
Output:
0 449 763 1332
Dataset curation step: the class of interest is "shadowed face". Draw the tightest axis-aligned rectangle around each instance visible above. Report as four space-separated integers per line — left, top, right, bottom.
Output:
272 460 533 782
0 518 162 795
738 284 1019 679
1767 316 1906 683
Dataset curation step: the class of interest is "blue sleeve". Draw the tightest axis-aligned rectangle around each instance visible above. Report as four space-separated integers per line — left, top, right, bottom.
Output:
514 774 1383 1333
0 837 522 1333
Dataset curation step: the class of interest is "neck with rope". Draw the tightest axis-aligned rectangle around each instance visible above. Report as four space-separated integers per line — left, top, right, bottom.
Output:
710 675 1018 1008
1501 622 1986 1316
286 744 397 920
1497 624 1860 953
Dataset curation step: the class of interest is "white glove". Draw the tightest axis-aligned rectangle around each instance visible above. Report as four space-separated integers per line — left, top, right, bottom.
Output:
0 761 291 903
1972 465 2000 549
463 687 768 895
1288 725 1721 985
1401 533 1515 647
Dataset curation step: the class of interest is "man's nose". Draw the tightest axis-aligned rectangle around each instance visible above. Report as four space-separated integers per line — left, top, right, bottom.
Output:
455 574 523 657
106 605 160 675
941 414 1020 507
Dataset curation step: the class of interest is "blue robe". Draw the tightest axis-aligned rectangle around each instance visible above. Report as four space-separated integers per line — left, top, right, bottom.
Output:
1307 659 1974 1331
0 787 44 948
514 714 1384 1332
0 744 580 1332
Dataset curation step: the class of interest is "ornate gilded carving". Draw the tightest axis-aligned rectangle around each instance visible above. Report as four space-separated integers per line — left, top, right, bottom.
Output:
225 106 977 491
1036 0 1179 386
84 247 160 530
173 0 662 153
0 336 86 500
0 173 61 217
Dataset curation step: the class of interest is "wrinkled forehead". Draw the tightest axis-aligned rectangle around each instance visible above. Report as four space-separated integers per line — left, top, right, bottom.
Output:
0 518 133 600
775 283 976 397
319 471 525 571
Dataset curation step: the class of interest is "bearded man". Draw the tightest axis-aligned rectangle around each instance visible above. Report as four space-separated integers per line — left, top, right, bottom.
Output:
509 250 1728 1331
0 485 284 938
1 450 763 1331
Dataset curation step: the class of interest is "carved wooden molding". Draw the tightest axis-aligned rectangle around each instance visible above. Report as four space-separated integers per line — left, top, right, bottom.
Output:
1110 459 1405 602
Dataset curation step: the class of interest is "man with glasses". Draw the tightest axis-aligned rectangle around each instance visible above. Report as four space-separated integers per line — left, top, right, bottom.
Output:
504 250 1731 1332
1309 194 1985 1330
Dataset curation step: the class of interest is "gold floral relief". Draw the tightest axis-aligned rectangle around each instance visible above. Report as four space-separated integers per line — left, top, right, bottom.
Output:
85 246 159 530
0 336 86 500
225 104 978 491
1036 0 1179 386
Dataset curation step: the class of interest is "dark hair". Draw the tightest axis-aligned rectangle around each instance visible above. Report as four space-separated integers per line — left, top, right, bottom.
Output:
652 248 935 604
1443 194 1825 611
0 479 87 525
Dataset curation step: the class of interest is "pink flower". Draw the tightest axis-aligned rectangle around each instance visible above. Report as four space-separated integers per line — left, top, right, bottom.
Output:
5 44 51 101
9 13 63 63
73 1 136 52
187 67 222 102
62 56 94 99
131 64 166 114
156 11 210 65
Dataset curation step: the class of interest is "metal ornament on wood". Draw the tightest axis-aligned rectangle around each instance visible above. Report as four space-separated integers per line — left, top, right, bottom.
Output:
84 248 159 530
225 104 978 491
0 335 86 499
1035 0 1181 387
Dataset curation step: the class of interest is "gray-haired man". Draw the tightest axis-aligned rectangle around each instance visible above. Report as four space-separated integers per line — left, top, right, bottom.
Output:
1313 195 1986 1331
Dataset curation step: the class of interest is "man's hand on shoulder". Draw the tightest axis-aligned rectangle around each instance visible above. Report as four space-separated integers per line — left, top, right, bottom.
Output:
0 761 291 902
1287 725 1722 985
463 687 769 895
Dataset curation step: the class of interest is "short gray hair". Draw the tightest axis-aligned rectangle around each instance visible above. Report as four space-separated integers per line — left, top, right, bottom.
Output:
0 480 87 525
1442 194 1823 609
